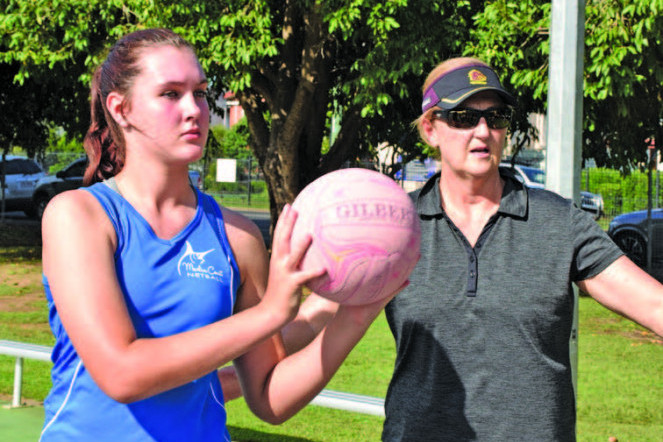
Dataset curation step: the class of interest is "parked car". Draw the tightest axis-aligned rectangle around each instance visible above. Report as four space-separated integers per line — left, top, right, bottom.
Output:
579 190 604 220
32 157 87 219
500 163 545 189
32 160 202 219
0 155 46 217
499 163 604 219
608 208 663 267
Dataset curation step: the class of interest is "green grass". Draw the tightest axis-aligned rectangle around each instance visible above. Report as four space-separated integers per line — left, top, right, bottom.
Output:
211 191 271 210
576 298 663 441
1 234 661 440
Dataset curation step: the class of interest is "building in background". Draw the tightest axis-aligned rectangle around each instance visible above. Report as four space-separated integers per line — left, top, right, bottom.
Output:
211 92 245 128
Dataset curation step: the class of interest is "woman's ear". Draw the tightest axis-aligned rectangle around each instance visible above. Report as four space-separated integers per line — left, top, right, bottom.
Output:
106 92 129 128
421 116 438 147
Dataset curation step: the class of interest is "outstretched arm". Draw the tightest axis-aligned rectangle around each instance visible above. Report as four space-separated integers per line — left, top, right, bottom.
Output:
227 205 401 423
42 193 318 404
281 293 340 354
218 293 339 402
577 256 663 337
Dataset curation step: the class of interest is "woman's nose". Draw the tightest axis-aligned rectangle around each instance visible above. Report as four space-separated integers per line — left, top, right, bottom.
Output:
183 93 203 119
474 117 491 136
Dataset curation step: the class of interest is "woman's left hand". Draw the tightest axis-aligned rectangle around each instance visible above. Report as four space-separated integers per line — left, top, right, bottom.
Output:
260 204 326 325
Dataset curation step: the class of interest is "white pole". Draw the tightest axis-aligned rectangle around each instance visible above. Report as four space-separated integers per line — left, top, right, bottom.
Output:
12 357 23 408
546 0 585 403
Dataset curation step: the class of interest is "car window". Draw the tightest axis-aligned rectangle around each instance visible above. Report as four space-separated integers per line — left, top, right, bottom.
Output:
2 159 42 175
520 167 545 185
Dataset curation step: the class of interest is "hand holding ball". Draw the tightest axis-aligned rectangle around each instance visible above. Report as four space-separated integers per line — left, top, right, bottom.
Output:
291 169 421 305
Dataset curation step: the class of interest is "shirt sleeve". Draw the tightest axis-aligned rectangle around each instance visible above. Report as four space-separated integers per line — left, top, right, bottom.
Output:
570 204 624 282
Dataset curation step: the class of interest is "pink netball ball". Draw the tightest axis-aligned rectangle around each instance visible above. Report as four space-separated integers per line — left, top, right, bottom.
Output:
291 168 421 305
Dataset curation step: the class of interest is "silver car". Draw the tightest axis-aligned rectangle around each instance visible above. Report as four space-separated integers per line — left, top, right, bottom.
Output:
0 155 46 217
499 163 604 219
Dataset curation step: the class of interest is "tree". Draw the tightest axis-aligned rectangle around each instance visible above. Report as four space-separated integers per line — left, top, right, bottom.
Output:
209 118 252 161
195 0 482 225
1 0 481 228
467 0 663 173
8 1 660 229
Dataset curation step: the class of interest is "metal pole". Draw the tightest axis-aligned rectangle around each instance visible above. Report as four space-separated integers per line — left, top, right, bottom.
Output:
646 147 654 273
12 357 23 408
546 0 585 404
247 156 252 206
656 149 660 208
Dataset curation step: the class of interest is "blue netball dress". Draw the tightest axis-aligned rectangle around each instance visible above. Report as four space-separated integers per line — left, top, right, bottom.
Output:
41 181 240 441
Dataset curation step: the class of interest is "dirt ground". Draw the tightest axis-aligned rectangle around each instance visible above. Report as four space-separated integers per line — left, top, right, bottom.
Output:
0 221 46 338
0 258 43 312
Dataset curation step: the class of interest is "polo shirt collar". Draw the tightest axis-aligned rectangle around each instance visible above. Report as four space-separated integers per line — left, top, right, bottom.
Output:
415 169 528 219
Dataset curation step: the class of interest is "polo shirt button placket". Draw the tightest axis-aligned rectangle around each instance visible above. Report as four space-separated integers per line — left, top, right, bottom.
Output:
467 251 478 297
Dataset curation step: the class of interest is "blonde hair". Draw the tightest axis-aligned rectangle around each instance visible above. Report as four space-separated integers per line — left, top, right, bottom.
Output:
414 57 491 143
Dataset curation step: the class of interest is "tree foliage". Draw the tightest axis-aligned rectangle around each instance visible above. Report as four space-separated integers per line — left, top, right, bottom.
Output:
467 0 663 173
3 0 662 228
1 0 480 226
209 119 252 161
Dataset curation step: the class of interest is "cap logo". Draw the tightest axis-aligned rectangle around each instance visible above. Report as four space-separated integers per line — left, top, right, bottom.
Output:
468 69 487 85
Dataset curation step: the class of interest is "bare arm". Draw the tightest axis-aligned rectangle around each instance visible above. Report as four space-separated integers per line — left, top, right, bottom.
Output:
281 293 340 354
233 288 396 423
577 256 663 337
42 193 314 403
226 206 399 423
218 293 339 402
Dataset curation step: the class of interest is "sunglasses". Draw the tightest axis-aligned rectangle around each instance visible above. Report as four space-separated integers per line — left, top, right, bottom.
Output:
431 107 513 129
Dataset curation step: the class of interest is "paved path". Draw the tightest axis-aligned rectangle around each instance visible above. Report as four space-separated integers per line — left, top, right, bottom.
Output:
0 403 44 441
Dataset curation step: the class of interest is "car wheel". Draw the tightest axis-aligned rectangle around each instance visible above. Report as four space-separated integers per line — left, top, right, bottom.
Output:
35 195 50 220
613 231 646 267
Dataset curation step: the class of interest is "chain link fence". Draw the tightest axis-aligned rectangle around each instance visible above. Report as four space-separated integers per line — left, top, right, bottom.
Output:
193 157 269 209
582 167 662 220
26 153 663 218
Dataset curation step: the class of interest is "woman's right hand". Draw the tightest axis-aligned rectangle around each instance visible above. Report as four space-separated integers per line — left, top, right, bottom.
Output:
261 204 326 324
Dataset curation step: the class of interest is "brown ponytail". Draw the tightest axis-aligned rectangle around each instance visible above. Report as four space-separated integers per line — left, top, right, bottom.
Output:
83 67 125 184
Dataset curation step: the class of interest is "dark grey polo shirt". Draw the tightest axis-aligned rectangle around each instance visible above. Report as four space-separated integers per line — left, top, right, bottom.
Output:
383 170 623 442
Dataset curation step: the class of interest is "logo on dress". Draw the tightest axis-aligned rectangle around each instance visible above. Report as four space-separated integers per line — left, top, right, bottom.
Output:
468 69 488 85
177 241 224 281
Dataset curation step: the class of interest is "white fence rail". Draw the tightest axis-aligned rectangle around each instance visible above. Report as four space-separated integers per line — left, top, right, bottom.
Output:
0 339 385 416
0 340 53 408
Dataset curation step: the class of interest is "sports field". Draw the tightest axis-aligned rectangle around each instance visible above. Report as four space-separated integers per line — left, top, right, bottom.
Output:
0 228 662 441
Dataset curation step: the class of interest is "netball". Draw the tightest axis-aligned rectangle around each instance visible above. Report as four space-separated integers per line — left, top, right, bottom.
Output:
291 168 421 305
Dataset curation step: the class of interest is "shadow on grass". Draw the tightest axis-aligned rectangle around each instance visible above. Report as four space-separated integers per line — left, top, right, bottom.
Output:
228 426 314 442
0 221 42 249
0 246 42 262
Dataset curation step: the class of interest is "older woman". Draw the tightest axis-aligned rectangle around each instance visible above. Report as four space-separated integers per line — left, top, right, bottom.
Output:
381 57 663 441
206 56 663 441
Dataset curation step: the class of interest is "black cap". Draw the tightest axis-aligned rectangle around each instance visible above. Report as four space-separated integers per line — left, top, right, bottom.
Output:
421 64 516 112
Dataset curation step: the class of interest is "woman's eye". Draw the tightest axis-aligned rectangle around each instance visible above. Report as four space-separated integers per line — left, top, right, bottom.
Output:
162 91 179 99
194 90 208 99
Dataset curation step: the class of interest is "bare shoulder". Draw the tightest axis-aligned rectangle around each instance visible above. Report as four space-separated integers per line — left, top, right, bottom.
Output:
42 188 108 229
41 188 117 263
219 206 268 262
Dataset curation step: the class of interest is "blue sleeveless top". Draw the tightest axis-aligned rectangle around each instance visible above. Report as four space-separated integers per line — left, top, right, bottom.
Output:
41 182 240 441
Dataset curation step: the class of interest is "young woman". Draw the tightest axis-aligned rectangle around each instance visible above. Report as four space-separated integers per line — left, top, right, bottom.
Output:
40 28 394 441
